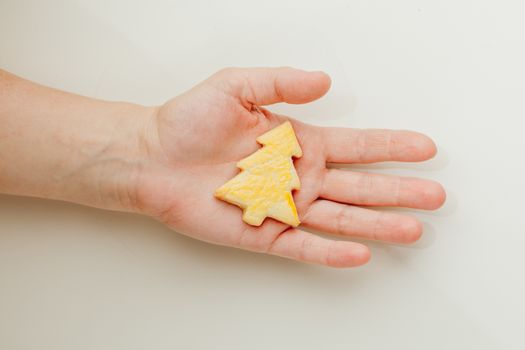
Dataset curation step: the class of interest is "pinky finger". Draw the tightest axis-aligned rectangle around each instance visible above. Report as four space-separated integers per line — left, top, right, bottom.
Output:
267 228 371 268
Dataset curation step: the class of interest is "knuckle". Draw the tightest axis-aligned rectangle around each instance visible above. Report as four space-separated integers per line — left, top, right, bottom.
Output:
357 173 375 202
211 67 239 81
335 206 354 236
355 130 368 162
355 129 394 161
298 234 315 262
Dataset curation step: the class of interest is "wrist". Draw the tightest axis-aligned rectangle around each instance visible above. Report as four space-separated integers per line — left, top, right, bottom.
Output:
0 70 163 213
51 102 161 213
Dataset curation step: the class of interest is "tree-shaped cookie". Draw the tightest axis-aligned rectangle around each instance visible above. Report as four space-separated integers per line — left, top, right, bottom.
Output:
214 121 303 227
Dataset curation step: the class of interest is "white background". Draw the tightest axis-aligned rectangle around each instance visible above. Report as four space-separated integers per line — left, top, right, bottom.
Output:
1 0 524 349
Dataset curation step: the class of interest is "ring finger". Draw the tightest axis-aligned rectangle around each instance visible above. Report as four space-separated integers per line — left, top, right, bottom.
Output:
302 200 423 243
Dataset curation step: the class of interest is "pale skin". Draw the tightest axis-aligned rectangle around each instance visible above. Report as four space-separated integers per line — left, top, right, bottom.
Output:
0 67 446 268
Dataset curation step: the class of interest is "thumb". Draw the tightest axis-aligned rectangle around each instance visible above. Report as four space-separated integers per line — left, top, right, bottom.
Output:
210 67 331 106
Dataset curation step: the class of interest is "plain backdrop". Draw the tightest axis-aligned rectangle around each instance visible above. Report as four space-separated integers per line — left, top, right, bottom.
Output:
1 0 524 349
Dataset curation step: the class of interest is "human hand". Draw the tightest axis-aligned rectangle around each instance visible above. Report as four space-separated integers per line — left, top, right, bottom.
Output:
131 67 446 267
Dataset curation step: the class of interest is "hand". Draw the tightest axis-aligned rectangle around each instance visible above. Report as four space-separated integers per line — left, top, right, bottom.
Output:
132 67 446 267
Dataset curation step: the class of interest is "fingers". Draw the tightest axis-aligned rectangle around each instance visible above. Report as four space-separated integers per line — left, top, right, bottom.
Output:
211 67 331 106
322 128 437 163
302 200 423 244
267 228 370 268
321 169 446 210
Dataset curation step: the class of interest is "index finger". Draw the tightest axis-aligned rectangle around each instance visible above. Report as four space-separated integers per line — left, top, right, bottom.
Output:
322 128 437 164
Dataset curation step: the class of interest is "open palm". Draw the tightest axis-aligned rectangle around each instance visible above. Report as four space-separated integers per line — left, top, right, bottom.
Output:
135 67 445 267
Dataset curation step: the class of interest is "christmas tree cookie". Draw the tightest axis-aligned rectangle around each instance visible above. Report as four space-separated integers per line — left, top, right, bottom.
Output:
214 121 302 227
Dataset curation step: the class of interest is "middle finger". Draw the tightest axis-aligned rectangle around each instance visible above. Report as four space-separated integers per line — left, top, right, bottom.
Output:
320 168 446 209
